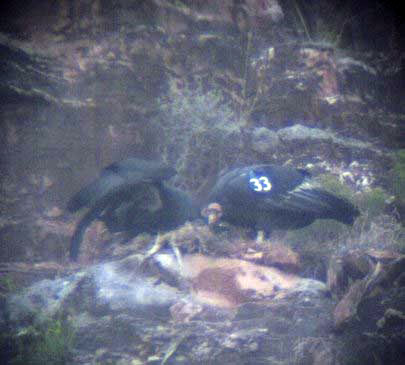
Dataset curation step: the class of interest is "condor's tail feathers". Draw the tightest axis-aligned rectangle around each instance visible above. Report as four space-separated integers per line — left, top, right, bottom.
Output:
287 188 360 225
69 181 140 260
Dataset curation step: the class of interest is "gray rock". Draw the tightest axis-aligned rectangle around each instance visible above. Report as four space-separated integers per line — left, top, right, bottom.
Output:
252 127 280 153
277 124 373 150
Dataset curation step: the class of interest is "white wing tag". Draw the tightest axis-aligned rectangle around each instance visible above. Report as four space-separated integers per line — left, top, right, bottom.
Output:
249 176 272 192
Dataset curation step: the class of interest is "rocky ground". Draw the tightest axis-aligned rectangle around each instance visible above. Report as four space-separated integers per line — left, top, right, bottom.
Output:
0 1 404 364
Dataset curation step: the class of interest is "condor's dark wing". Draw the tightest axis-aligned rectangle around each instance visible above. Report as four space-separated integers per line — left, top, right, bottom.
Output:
67 158 192 261
69 180 172 260
67 158 176 213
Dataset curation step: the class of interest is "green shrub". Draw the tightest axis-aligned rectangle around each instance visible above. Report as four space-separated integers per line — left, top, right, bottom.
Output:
356 187 390 218
392 149 405 204
155 80 241 190
0 275 18 296
316 174 355 201
10 318 75 365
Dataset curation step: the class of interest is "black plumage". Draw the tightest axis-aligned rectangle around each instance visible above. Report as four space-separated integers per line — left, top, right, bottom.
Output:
202 164 360 236
67 158 198 261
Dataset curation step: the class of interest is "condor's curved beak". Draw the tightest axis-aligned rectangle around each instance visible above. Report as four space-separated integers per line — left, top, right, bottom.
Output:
201 202 223 225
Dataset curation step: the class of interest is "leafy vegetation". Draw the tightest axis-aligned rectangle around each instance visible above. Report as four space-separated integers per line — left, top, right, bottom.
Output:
356 187 390 218
155 80 241 190
316 173 355 201
392 149 405 205
9 317 75 365
291 0 351 47
0 275 18 297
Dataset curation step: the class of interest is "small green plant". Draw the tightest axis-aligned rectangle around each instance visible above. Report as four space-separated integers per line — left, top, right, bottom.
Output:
317 174 355 201
0 275 18 295
291 0 351 47
10 317 75 365
159 78 236 131
392 149 405 205
173 0 187 9
356 187 390 218
291 0 384 49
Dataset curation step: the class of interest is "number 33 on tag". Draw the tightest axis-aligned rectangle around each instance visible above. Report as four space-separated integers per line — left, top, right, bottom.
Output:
249 176 272 192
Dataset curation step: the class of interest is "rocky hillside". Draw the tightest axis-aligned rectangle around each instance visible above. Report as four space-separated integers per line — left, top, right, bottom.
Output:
0 1 404 364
